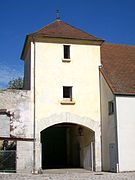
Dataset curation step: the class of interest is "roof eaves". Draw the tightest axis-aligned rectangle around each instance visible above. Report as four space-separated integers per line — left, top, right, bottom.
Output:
20 35 33 60
115 92 135 96
100 68 116 94
20 35 29 60
29 33 104 43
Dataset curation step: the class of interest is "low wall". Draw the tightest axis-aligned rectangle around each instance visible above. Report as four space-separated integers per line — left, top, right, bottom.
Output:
0 89 32 138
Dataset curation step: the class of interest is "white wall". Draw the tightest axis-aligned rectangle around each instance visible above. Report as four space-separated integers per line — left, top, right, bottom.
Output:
34 41 101 121
29 39 102 171
100 73 117 171
116 96 135 172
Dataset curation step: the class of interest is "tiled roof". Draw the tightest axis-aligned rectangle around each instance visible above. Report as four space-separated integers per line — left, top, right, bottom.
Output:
31 20 102 41
101 43 135 95
21 20 103 60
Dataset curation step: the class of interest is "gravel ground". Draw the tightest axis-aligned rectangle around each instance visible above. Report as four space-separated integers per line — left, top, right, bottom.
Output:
0 169 135 180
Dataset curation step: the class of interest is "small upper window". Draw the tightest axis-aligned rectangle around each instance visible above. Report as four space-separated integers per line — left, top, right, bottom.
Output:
108 101 114 115
63 86 72 101
64 45 70 59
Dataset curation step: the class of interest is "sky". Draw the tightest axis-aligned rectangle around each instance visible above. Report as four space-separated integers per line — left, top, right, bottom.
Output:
0 0 135 88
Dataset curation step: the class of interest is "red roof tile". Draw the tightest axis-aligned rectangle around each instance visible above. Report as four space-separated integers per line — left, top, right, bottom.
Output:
21 20 103 60
101 43 135 95
31 20 102 41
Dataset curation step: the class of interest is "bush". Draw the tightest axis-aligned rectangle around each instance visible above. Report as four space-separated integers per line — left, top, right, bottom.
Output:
8 77 23 89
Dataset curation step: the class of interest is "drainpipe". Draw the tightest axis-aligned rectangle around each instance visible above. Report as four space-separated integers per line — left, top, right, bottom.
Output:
114 96 119 173
32 36 36 174
99 65 103 172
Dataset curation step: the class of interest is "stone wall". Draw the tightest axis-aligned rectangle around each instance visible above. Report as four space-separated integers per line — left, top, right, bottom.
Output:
0 89 32 138
0 89 33 173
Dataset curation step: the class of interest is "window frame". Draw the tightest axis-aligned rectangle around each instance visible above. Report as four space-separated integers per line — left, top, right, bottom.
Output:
63 86 72 101
61 86 75 105
108 101 114 115
62 45 71 62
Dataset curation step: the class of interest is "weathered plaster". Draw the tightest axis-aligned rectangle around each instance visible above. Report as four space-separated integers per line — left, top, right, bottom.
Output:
17 141 33 173
0 115 10 137
0 90 32 138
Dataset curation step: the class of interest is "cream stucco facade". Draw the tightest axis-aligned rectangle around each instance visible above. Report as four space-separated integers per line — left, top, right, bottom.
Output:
27 38 102 172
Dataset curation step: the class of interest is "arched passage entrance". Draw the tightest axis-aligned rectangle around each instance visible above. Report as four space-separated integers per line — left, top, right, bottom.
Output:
41 123 95 170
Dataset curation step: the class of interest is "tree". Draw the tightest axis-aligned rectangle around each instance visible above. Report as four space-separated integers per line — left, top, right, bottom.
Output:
8 77 23 89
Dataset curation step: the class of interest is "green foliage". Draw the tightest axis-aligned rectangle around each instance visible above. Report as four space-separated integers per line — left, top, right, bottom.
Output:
8 77 23 89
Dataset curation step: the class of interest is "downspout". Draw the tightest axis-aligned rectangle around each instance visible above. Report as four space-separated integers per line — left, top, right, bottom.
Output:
32 36 36 174
114 96 119 173
99 65 103 172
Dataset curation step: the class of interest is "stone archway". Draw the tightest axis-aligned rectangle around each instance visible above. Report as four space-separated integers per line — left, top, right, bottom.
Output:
41 123 95 170
36 112 101 172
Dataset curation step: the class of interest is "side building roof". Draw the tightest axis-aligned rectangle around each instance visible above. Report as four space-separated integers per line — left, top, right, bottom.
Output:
101 43 135 95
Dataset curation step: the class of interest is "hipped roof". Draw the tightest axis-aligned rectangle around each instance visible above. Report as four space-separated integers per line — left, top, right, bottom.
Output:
21 20 103 60
30 20 102 41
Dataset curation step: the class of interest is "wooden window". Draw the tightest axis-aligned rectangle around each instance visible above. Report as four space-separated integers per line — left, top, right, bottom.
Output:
64 45 70 59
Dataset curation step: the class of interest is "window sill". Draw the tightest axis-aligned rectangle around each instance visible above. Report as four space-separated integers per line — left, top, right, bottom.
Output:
60 100 75 105
62 58 71 62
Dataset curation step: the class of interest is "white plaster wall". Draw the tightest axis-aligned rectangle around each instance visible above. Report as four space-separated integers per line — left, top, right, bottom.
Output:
34 42 101 121
30 40 102 171
100 73 117 171
116 96 135 172
17 141 33 173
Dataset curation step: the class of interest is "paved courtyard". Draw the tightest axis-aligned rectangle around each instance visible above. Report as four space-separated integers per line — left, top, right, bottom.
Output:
0 169 135 180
